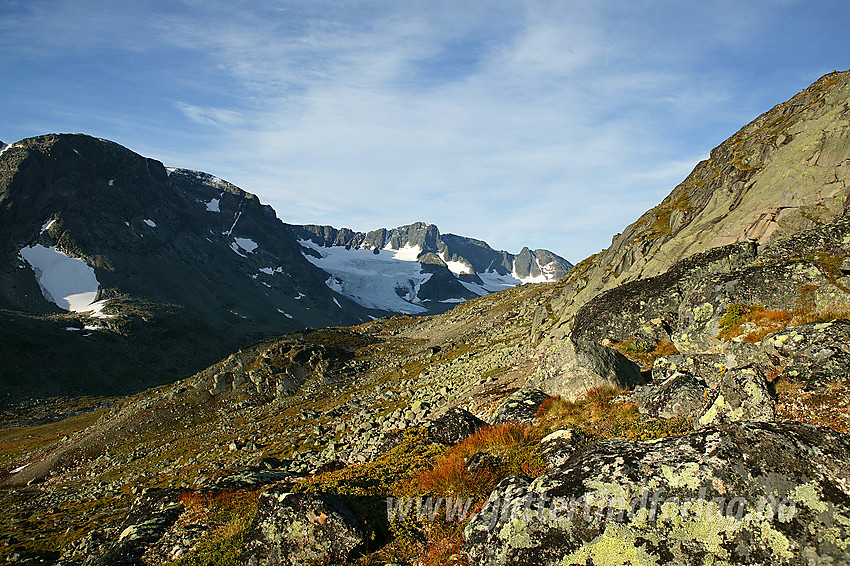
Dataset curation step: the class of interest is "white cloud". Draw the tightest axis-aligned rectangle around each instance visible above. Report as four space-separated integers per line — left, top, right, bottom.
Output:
174 102 242 127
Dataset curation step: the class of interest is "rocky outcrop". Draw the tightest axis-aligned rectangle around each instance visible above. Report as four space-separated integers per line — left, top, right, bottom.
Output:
696 366 775 428
82 489 182 566
674 260 830 355
239 489 366 566
629 371 708 420
466 421 850 566
764 319 850 390
538 70 850 355
490 389 550 424
428 407 487 445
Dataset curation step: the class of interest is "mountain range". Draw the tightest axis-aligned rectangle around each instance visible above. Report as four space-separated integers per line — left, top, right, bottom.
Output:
0 70 848 565
0 136 569 402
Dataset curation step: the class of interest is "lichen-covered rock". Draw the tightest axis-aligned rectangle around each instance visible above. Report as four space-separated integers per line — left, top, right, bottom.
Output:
675 260 830 355
490 388 550 424
538 428 583 468
631 371 709 420
465 421 850 566
570 241 757 352
428 407 487 445
83 489 182 566
696 366 775 428
536 339 643 402
764 320 850 390
239 489 366 566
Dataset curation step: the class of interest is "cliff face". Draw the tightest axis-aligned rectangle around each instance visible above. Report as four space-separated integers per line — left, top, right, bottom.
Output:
544 70 850 340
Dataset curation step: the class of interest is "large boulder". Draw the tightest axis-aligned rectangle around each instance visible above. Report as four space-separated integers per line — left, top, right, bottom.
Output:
490 388 550 425
630 371 709 420
428 407 487 445
465 421 850 566
239 489 366 566
535 339 643 402
764 319 850 390
83 489 183 566
696 366 775 428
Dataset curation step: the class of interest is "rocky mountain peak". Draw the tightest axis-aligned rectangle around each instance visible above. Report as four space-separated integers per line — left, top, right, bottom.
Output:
543 70 850 339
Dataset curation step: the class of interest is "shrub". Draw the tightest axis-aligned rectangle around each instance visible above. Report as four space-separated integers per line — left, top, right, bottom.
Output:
717 303 791 342
170 488 261 566
535 387 692 442
412 423 547 500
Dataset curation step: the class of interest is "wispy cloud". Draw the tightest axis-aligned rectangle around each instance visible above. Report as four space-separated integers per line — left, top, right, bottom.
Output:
174 102 242 127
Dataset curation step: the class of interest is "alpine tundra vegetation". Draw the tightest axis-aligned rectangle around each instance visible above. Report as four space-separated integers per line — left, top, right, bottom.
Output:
2 71 850 565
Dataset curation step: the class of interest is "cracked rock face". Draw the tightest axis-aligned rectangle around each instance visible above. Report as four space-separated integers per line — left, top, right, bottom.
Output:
238 489 366 566
465 421 850 566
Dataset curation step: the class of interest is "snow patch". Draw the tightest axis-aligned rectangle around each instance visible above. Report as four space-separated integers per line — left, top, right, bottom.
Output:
223 211 242 236
108 179 115 187
442 254 472 275
40 218 57 234
0 142 14 157
18 244 110 316
10 463 28 474
233 237 258 253
143 219 157 228
277 309 294 319
388 243 422 261
205 197 220 212
230 242 248 257
333 297 341 308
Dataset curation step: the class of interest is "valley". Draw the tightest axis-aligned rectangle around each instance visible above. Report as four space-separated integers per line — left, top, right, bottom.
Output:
0 70 849 565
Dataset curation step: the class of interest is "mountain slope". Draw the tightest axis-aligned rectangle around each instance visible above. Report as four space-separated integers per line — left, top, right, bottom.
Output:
0 134 572 402
289 222 572 314
1 71 850 566
0 134 381 401
542 70 850 342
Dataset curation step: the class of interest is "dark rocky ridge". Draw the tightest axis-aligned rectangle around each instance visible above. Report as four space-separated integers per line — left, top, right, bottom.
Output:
0 134 382 402
290 221 573 282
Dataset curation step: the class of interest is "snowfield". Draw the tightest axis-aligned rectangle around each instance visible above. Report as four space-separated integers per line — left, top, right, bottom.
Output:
299 239 431 314
19 244 109 317
298 238 563 312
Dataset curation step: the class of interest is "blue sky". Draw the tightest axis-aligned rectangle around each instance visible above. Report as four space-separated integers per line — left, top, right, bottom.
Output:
2 1 848 262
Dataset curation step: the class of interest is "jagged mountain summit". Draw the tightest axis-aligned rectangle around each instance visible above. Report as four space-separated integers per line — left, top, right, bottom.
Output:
289 222 572 314
0 134 571 401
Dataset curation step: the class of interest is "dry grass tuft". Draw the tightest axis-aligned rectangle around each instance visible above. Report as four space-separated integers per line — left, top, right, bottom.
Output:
534 386 692 442
412 423 546 500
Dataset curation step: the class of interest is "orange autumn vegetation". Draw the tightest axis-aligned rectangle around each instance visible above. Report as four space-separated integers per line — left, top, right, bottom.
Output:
410 423 547 500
